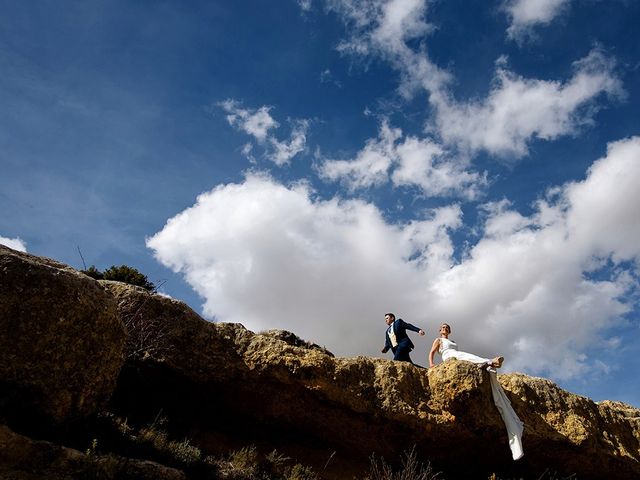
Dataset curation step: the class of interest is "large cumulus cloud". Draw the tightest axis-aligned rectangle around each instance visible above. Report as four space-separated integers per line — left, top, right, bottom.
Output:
148 137 640 380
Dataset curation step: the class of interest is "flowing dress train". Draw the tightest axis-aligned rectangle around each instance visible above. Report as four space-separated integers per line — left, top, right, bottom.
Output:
439 337 524 460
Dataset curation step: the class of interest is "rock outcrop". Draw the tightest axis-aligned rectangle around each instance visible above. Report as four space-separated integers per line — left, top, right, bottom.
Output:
105 281 640 479
1 246 639 479
0 245 126 426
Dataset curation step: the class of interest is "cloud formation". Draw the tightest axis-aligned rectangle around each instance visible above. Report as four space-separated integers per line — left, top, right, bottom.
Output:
503 0 571 41
318 121 487 198
220 100 309 165
318 121 400 189
148 136 640 381
330 0 450 94
0 235 27 252
431 49 623 158
147 172 462 356
328 0 621 160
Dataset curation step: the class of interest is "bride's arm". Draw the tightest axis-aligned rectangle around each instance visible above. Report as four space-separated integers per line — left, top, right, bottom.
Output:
428 338 440 368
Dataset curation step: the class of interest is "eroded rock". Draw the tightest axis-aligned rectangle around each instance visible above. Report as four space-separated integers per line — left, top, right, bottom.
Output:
0 245 125 425
2 249 639 479
106 281 640 479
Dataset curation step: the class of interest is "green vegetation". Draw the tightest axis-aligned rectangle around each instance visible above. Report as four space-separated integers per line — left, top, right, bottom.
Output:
81 264 155 291
81 265 104 280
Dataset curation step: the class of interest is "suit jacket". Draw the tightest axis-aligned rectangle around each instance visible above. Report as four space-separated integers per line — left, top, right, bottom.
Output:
382 318 421 353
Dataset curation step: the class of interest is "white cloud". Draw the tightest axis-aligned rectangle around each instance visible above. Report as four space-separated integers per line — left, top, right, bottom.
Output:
219 100 309 165
564 136 640 262
147 172 462 356
268 120 309 166
318 121 400 189
391 136 487 198
431 49 623 158
331 0 431 55
298 0 313 12
328 2 622 160
148 136 640 382
0 235 27 252
330 0 450 95
318 121 487 198
503 0 571 41
220 100 279 142
430 136 640 378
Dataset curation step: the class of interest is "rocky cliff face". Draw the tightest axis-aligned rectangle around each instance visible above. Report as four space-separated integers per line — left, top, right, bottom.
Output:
0 245 125 426
1 245 639 479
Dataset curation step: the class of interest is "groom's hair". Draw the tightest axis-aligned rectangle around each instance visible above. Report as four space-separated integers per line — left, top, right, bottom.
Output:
385 313 395 321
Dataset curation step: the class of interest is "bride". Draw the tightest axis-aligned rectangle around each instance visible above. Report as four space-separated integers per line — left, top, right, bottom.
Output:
429 323 504 371
429 323 523 461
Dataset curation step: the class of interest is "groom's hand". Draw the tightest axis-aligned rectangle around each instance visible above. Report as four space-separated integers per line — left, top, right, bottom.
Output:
418 329 425 336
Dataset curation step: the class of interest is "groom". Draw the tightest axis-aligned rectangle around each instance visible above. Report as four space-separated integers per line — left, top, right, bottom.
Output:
381 312 425 363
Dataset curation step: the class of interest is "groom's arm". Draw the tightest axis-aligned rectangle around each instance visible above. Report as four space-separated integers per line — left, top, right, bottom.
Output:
399 319 425 336
381 335 391 353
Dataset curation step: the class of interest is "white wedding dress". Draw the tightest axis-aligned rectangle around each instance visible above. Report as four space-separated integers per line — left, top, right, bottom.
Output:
439 337 493 366
438 337 524 460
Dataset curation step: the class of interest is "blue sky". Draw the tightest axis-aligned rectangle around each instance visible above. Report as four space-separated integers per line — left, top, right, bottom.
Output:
2 0 640 406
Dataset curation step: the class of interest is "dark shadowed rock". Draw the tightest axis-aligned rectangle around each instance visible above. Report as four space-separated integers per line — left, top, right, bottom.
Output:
0 424 187 480
105 281 640 480
0 245 125 426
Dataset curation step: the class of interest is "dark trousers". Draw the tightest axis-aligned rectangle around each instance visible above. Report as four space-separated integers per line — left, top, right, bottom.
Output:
392 343 413 363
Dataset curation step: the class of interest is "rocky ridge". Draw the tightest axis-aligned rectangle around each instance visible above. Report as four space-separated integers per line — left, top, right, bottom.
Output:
1 244 639 479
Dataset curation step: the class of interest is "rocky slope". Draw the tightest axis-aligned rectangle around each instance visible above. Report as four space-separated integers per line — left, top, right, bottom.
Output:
0 245 125 425
1 244 639 479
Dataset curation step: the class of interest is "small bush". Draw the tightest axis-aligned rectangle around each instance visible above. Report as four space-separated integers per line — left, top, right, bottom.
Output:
135 421 202 467
265 449 291 473
224 445 260 477
81 264 155 291
367 447 440 480
166 438 202 465
103 264 155 291
81 265 103 280
286 463 318 480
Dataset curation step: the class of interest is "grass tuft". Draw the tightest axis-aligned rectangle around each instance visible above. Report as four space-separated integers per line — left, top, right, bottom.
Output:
367 447 440 480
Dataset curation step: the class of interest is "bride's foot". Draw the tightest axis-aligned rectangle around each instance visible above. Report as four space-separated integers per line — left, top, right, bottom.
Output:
491 356 504 368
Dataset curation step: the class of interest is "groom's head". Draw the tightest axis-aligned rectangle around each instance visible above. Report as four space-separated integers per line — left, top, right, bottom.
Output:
384 313 395 325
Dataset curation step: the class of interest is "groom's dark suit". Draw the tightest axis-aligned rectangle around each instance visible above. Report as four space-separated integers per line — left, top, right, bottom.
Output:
382 318 422 363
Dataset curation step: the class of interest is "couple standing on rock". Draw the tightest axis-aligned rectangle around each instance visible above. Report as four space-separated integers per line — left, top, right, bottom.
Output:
381 313 504 372
382 312 524 461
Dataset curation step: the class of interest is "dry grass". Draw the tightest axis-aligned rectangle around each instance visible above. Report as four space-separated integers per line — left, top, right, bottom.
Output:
367 447 440 480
